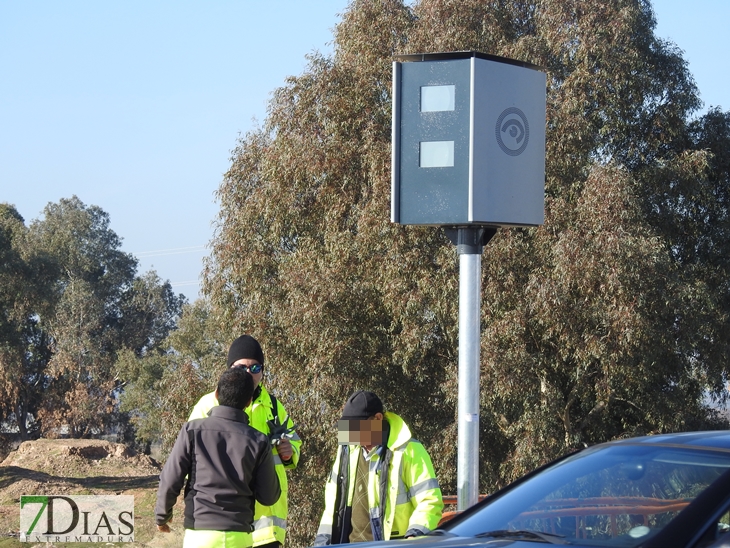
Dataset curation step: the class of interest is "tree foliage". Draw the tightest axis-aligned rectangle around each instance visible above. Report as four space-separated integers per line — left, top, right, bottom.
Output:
0 204 57 438
199 0 729 545
0 196 185 440
119 299 225 453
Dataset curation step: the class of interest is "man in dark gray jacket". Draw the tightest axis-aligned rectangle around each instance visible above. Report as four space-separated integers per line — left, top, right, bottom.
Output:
155 367 281 548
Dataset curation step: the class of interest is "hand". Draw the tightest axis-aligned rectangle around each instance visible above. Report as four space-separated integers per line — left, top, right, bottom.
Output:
157 523 171 533
277 438 294 461
267 415 297 443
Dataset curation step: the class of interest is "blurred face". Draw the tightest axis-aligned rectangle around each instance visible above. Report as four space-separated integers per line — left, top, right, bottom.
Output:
338 413 385 449
231 358 263 388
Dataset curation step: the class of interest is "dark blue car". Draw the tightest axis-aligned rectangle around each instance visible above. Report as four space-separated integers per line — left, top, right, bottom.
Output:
327 431 730 548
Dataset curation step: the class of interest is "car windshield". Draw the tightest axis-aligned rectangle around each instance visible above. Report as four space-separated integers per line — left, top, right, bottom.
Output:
445 443 730 546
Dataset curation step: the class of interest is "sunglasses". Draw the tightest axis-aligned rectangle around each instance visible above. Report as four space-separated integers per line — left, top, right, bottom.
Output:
233 363 263 374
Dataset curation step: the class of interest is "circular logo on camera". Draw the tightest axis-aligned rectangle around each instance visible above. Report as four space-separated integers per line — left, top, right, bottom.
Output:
496 107 529 156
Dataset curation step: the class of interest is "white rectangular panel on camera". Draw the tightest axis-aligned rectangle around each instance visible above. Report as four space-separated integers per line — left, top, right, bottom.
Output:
421 85 455 112
420 141 455 168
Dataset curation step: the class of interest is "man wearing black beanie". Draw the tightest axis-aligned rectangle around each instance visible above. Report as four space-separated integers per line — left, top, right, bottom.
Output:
226 334 265 367
189 334 301 548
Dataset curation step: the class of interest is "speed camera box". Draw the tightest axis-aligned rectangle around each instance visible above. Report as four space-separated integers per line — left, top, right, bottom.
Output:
391 51 546 226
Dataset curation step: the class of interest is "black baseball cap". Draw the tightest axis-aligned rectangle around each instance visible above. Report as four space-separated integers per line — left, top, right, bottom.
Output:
340 390 383 420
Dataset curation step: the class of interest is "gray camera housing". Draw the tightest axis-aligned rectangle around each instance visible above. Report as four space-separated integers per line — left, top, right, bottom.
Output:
392 51 546 227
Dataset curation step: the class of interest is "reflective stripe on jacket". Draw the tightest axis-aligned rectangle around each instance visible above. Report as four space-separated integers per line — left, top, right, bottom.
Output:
189 384 301 546
314 412 443 545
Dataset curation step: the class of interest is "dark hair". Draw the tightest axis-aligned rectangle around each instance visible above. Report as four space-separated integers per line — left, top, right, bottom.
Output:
216 367 254 410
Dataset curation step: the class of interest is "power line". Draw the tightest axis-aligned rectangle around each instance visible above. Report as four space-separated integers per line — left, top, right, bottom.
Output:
170 280 201 287
134 245 207 258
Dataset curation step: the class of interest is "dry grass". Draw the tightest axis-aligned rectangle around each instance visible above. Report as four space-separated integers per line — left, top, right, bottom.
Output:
0 439 184 548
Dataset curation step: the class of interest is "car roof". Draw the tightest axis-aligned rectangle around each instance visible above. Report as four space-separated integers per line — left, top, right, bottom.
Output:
594 430 730 451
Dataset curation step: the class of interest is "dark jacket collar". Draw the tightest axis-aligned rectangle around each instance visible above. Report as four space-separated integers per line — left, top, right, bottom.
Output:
252 384 263 403
208 405 250 424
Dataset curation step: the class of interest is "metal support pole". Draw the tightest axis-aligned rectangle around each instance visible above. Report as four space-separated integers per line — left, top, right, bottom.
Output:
445 226 496 511
458 246 481 510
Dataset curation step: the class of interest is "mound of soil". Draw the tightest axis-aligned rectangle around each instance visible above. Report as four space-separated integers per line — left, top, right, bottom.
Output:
0 438 176 547
1 439 161 478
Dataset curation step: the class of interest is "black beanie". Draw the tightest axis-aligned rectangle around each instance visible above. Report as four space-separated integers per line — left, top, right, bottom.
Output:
340 390 383 420
226 335 265 367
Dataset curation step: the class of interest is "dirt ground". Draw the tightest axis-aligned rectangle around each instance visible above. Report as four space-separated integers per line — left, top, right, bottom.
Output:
0 439 185 547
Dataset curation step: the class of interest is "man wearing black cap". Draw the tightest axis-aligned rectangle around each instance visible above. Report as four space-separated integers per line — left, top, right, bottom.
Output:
189 334 301 548
314 390 443 545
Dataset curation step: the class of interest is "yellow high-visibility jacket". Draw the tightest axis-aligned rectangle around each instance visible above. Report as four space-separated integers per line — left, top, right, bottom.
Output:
314 412 443 545
189 384 300 546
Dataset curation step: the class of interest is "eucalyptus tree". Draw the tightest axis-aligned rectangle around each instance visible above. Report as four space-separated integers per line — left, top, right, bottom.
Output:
119 298 224 453
15 196 186 438
0 204 57 439
22 196 136 437
203 1 729 544
0 204 30 423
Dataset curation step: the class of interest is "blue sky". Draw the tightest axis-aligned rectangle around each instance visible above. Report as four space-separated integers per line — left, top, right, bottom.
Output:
1 1 727 303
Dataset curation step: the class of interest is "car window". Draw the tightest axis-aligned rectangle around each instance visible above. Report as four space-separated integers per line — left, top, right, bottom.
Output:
697 508 730 548
446 444 730 547
719 510 730 533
